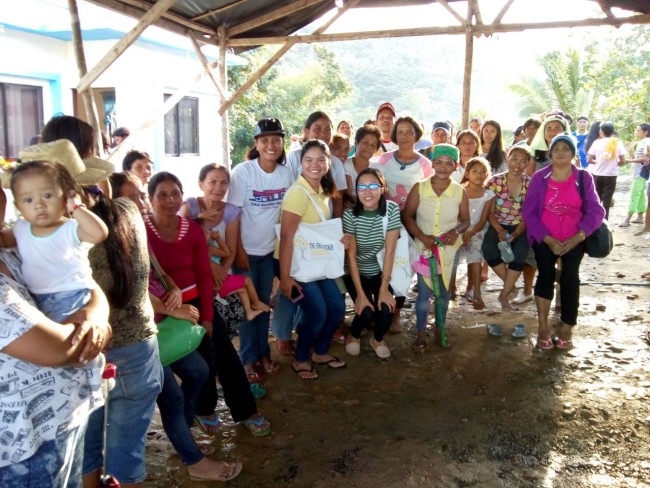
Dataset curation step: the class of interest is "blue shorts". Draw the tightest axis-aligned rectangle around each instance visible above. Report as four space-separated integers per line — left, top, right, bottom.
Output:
82 336 163 484
35 288 91 323
0 423 86 488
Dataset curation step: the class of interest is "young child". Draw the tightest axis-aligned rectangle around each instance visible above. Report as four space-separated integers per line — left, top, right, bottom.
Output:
459 157 494 310
0 160 108 322
204 226 271 321
403 144 470 349
329 134 351 163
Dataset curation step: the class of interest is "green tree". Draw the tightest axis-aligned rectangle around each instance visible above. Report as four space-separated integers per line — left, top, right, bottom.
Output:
228 45 351 165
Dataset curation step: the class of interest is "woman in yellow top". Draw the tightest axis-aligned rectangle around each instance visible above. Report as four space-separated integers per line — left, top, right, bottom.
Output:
278 140 346 380
403 144 470 349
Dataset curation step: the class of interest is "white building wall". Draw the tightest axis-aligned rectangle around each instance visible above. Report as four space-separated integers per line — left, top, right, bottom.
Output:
0 28 225 197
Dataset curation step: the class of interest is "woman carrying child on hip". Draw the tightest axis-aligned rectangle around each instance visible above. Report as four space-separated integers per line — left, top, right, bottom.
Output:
0 146 109 323
403 144 470 349
180 163 270 322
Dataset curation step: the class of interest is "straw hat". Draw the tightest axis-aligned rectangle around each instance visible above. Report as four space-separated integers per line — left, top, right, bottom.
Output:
1 139 115 188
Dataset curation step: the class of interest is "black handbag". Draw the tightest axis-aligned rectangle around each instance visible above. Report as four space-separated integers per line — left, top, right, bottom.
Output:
578 171 613 258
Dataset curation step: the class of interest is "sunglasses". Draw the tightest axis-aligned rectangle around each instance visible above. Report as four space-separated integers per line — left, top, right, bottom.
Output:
357 183 381 191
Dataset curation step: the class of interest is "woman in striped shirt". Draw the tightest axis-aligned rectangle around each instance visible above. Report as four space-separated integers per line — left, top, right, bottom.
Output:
342 168 400 359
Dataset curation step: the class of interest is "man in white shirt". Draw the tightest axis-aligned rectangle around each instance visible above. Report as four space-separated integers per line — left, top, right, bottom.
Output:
587 121 626 220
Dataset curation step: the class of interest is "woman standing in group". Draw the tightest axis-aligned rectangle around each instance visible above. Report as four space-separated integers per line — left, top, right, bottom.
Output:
343 124 382 201
229 119 295 373
480 120 506 174
454 129 482 183
482 145 531 311
620 122 650 228
523 134 605 350
402 144 470 349
278 140 346 379
372 116 433 333
342 168 399 358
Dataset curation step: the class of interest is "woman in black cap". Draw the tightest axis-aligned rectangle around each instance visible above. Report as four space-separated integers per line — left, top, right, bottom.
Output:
228 118 294 381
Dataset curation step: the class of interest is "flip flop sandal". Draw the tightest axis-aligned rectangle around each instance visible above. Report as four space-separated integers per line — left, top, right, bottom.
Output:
313 356 346 369
487 324 502 337
250 383 267 399
292 364 319 380
277 339 295 356
189 461 243 482
245 369 265 383
240 414 271 437
512 324 527 338
553 337 574 350
194 414 222 434
261 360 280 375
536 337 554 350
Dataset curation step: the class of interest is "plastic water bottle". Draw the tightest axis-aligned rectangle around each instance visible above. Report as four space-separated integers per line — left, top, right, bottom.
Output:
498 233 515 263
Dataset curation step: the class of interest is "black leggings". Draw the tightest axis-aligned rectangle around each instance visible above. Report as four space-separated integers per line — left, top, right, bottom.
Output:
532 241 585 326
343 273 393 341
190 299 257 423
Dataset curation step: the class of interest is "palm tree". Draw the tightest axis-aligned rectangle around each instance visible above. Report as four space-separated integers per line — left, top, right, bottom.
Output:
508 49 594 119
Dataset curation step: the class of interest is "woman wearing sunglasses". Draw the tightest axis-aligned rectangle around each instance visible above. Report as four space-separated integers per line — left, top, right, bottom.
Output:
342 168 399 358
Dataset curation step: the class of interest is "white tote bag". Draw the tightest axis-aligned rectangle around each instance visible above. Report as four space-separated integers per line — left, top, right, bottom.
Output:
275 187 344 283
376 216 417 297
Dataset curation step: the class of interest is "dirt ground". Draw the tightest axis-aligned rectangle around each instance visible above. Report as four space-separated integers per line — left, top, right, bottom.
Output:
143 175 650 488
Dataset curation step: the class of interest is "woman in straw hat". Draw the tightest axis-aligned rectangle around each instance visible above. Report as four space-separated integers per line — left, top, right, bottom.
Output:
0 179 110 486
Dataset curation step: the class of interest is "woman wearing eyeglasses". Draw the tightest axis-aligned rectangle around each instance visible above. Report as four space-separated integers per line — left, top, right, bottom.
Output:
342 168 399 358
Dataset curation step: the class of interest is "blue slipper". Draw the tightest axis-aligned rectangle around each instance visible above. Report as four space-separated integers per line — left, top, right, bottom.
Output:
194 414 222 434
487 324 502 337
512 324 527 338
250 383 267 399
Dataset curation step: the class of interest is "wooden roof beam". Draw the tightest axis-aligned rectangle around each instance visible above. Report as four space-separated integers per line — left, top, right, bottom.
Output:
85 0 214 37
188 31 227 100
192 0 244 22
435 0 465 25
468 0 483 25
493 0 515 24
596 0 616 19
227 13 650 46
228 0 324 37
78 0 176 93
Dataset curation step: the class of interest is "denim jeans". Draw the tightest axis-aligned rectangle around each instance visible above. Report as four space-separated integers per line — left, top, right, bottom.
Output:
232 252 274 365
0 424 86 488
35 288 91 323
294 278 345 362
415 273 450 332
82 336 163 483
156 350 209 466
271 258 303 341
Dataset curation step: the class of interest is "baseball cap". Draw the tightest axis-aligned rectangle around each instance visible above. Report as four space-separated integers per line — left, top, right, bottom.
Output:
431 121 452 134
376 102 396 118
254 118 285 139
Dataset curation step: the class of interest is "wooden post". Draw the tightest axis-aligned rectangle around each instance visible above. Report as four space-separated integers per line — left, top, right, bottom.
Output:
461 9 474 129
68 0 102 153
218 26 230 167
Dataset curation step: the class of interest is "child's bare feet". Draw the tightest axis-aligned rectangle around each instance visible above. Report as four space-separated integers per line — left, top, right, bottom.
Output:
245 308 265 321
498 294 516 311
251 301 271 312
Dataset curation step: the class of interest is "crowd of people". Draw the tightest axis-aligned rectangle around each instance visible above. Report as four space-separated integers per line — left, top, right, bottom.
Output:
0 103 648 486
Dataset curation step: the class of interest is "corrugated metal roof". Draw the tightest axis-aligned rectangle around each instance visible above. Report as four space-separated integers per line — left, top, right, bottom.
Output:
83 0 648 54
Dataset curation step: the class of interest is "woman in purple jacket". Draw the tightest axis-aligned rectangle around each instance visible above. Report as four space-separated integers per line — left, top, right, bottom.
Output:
522 134 605 350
